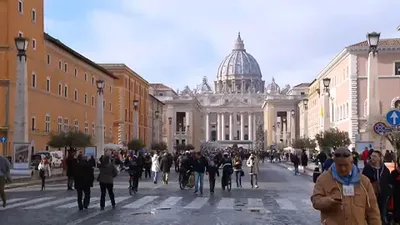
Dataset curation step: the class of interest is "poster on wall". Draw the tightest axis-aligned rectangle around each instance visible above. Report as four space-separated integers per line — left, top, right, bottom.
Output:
84 146 97 158
13 142 32 169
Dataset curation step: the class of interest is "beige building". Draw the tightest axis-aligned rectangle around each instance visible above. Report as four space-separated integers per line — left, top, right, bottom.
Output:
150 84 202 152
148 94 164 147
298 36 400 151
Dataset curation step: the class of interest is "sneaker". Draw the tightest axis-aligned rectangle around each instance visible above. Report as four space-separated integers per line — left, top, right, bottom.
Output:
2 201 5 208
255 185 259 189
194 190 198 193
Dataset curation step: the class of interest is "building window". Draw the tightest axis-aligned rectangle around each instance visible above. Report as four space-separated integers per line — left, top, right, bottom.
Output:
125 109 128 121
84 121 89 134
58 60 62 70
31 117 36 131
109 86 112 93
74 68 78 77
46 78 50 92
110 128 112 138
18 31 23 37
45 114 50 133
91 96 94 106
104 126 106 137
103 100 105 109
74 89 78 101
47 54 51 64
74 119 79 132
395 62 400 75
31 73 36 88
64 63 68 72
84 73 88 81
32 39 36 50
91 123 95 136
57 117 62 132
58 83 62 96
91 76 95 85
84 93 88 104
18 0 23 13
64 85 68 98
31 8 36 22
109 102 112 112
63 118 69 132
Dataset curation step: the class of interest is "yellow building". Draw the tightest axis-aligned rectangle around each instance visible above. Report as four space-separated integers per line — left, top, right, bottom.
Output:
99 64 150 145
0 0 153 156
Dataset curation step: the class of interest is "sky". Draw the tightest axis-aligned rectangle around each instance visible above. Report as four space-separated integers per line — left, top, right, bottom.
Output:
44 0 400 91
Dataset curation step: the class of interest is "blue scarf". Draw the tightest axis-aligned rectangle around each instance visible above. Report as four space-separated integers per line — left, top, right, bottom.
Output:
331 163 360 185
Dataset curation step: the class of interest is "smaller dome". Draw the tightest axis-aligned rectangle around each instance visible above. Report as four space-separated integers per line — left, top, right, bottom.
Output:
266 78 280 94
199 76 213 94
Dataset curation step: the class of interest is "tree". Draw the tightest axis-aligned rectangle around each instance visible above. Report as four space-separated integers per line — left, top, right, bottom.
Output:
185 144 195 150
151 141 168 151
255 122 264 150
47 131 92 155
127 139 145 154
383 130 400 152
315 128 351 151
292 137 317 150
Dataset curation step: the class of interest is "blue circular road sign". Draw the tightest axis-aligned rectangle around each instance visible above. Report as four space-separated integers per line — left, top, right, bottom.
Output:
386 110 400 126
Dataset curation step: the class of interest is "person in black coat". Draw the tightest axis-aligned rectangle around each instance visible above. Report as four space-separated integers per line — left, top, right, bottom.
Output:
73 155 94 211
390 159 400 224
66 154 77 190
206 158 219 194
362 150 391 224
160 153 173 184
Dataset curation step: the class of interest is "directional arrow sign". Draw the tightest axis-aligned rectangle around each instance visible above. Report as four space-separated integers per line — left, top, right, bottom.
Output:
0 137 6 143
386 110 400 126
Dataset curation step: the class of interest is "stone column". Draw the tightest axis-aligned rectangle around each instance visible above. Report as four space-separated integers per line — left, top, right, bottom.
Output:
248 113 253 141
96 89 105 159
229 113 233 140
221 113 225 140
13 48 29 144
240 113 245 140
217 113 221 141
233 112 237 140
205 112 210 141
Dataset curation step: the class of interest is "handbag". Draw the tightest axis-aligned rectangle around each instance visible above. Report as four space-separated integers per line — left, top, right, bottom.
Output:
240 170 245 177
39 169 45 178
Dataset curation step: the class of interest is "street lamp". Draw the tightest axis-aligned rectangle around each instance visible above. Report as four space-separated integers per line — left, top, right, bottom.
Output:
323 78 331 89
95 80 105 159
367 32 380 56
15 37 29 60
291 110 295 116
168 116 172 152
13 36 30 171
133 99 139 139
168 117 172 125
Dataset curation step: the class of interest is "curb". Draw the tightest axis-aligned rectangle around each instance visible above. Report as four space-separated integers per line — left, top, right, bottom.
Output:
5 172 100 189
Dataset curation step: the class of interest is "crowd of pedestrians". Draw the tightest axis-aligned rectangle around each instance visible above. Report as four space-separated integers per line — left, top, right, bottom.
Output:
312 146 400 225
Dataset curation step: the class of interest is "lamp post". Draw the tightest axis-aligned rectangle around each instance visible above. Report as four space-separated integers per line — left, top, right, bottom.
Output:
13 37 29 144
289 110 295 145
186 125 190 145
282 117 287 145
133 99 139 140
366 32 381 144
322 78 331 131
303 98 309 138
95 80 105 159
154 110 159 143
13 37 30 170
168 117 172 152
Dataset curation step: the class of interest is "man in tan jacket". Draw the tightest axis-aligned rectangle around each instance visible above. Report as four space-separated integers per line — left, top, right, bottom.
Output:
311 147 381 225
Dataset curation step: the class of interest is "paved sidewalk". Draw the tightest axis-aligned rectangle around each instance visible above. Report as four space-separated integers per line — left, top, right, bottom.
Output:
278 161 364 177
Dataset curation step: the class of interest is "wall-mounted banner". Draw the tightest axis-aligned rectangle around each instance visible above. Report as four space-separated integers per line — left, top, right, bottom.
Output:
13 142 32 169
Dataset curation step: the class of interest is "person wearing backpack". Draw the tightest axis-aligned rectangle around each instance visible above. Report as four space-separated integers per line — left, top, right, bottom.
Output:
38 157 52 191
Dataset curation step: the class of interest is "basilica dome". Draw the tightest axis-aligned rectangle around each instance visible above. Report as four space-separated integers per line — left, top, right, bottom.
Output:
216 33 262 80
266 78 280 94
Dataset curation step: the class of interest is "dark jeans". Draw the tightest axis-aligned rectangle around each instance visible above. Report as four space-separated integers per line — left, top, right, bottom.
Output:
67 177 74 189
144 167 151 178
76 188 91 209
377 195 389 224
235 171 242 187
138 167 143 179
0 176 5 205
250 174 258 187
209 177 215 192
41 176 46 189
99 183 115 208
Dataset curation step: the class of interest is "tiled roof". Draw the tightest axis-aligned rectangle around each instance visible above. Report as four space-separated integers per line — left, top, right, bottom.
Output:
347 38 400 48
44 33 117 79
150 83 172 89
293 83 310 88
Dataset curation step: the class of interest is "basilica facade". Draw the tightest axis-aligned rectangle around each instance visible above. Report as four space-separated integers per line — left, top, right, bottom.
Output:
152 33 308 151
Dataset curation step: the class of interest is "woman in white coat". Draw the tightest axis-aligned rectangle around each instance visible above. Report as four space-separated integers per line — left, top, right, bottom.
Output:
38 158 52 191
151 152 160 184
246 153 259 188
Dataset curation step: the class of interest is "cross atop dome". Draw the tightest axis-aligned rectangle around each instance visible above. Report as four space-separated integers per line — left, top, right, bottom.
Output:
233 32 245 51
